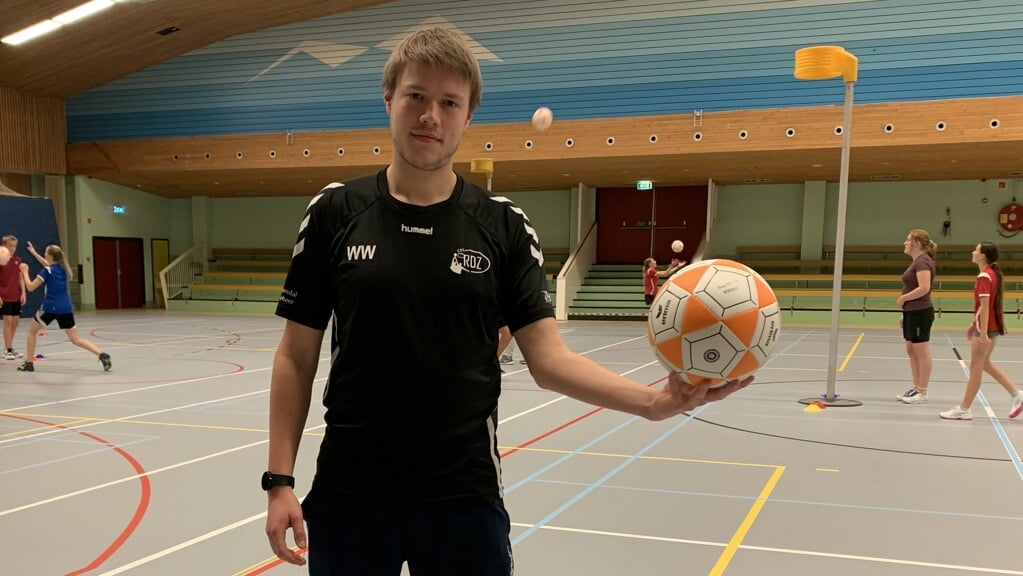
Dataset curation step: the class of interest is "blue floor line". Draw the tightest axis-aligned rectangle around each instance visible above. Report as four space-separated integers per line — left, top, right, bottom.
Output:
508 330 812 547
512 406 707 547
944 332 1023 481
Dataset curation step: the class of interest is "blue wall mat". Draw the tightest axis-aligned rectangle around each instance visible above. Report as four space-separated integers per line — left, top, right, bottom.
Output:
0 196 62 319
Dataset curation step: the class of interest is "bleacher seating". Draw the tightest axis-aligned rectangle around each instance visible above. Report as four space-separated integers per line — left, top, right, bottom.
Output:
182 246 568 305
568 265 1023 320
183 247 290 302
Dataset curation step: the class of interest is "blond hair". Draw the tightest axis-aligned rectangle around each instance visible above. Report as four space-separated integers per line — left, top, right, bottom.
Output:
908 229 937 258
46 244 73 279
382 27 483 111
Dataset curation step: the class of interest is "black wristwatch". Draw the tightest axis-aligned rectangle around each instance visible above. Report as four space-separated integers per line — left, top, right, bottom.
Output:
261 471 295 491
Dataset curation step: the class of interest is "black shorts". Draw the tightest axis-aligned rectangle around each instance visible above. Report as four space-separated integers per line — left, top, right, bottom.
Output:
645 294 655 305
302 486 513 576
902 307 934 343
0 301 21 316
35 310 76 330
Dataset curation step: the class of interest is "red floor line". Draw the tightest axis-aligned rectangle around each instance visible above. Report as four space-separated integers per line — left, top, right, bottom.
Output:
0 414 152 576
239 375 667 575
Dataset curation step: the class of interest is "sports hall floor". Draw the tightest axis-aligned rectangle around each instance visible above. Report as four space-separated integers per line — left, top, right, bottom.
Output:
1 310 1022 576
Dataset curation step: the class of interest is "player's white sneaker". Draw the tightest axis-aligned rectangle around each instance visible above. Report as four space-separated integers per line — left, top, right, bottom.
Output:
939 406 973 420
897 388 928 404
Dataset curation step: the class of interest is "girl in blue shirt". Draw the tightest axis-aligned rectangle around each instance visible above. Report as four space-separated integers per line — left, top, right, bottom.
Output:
17 242 111 372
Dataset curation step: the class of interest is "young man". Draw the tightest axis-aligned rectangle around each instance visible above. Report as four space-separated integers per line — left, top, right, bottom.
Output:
0 235 26 360
264 27 750 575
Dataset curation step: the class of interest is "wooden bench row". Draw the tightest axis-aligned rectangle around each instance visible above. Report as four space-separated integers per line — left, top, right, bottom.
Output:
737 244 1023 259
772 288 1023 315
762 273 1023 290
189 283 282 292
745 258 1023 272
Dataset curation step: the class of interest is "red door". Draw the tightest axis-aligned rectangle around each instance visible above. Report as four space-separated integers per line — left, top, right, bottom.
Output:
596 186 708 263
596 187 654 263
93 237 145 309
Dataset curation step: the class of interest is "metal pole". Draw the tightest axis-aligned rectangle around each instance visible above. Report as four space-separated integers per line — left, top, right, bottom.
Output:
650 185 657 256
824 81 855 401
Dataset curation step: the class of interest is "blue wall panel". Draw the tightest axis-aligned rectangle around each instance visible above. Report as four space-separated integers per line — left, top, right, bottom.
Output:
67 0 1023 141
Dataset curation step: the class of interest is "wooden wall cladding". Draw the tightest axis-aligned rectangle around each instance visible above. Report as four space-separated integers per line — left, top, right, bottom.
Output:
0 172 32 196
0 85 66 174
67 95 1023 197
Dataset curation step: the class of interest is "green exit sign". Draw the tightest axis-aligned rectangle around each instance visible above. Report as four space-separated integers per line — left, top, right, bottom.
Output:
636 180 653 190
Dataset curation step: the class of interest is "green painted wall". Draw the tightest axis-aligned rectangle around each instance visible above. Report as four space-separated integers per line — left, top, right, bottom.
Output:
502 189 572 251
713 178 1023 257
73 177 186 308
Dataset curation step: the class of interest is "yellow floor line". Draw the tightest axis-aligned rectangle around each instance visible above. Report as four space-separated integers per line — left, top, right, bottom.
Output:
838 332 865 372
497 445 779 469
708 466 785 575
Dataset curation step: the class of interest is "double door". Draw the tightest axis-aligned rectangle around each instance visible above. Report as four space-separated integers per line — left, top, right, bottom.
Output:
93 237 145 309
596 185 707 263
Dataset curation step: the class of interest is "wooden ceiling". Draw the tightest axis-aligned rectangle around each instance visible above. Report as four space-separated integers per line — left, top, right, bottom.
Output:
68 97 1023 197
7 1 1023 196
0 0 395 98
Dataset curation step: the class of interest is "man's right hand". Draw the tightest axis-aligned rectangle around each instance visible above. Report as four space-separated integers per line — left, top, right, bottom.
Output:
265 488 308 566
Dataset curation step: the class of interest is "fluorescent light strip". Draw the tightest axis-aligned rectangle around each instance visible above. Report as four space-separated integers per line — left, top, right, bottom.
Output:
2 0 123 46
2 20 62 46
55 0 115 25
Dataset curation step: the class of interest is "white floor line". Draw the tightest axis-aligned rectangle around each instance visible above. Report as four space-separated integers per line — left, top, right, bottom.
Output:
1 350 327 414
500 360 659 425
93 511 272 576
0 386 274 446
0 436 277 518
59 343 657 573
510 523 1023 575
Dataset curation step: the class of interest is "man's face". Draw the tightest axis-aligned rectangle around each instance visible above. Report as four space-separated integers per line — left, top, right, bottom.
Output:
4 239 16 253
385 62 473 172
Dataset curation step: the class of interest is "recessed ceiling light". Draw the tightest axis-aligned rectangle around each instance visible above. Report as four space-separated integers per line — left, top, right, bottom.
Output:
561 173 571 177
811 163 823 168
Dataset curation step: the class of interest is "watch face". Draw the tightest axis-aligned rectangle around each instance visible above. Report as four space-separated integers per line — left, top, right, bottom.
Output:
261 471 273 490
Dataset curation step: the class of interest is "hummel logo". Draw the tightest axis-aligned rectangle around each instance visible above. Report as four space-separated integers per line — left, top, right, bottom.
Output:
401 223 433 236
346 245 377 261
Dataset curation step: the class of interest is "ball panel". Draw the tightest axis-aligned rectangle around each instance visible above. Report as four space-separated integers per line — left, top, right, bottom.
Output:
682 324 744 379
750 269 778 307
679 296 718 337
721 308 760 347
727 350 762 381
655 338 684 373
667 263 710 294
648 284 689 343
694 266 758 317
750 302 782 362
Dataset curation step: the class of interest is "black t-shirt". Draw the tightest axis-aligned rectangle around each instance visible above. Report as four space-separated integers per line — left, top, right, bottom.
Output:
276 169 554 503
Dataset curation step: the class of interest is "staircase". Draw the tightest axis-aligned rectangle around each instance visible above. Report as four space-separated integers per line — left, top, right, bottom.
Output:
163 247 286 313
568 263 647 319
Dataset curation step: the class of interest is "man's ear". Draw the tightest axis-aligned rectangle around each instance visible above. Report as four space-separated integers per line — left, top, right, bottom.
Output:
465 110 474 128
384 90 393 114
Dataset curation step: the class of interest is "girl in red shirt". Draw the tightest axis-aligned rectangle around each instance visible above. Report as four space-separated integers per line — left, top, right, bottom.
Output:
940 242 1023 420
643 257 685 305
